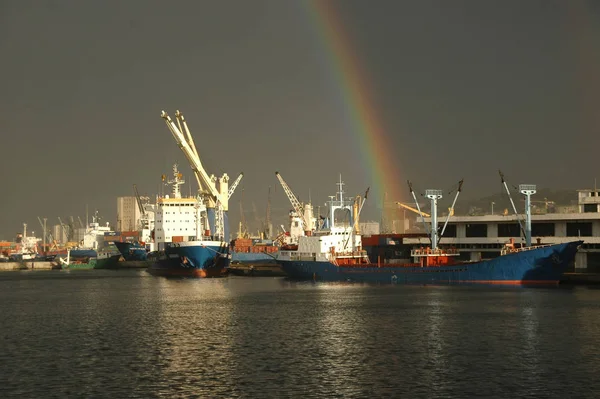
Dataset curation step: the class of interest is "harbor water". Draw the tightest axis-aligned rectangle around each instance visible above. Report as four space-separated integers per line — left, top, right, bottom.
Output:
1 271 600 398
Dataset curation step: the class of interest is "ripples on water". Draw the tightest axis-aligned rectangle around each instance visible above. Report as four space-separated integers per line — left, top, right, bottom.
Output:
1 270 600 398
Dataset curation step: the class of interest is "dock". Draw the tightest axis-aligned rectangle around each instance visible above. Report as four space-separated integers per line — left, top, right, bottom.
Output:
0 261 57 271
560 272 600 285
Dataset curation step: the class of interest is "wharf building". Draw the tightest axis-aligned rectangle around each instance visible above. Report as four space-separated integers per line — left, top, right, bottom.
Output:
403 188 600 271
116 196 142 232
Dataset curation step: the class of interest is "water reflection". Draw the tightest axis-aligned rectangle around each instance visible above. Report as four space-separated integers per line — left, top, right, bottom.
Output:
152 278 236 397
3 275 600 398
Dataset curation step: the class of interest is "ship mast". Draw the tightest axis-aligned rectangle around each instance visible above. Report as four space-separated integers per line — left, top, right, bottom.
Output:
425 189 443 251
519 184 536 247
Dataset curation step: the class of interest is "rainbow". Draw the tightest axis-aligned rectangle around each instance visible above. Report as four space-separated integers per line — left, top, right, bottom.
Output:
303 0 405 206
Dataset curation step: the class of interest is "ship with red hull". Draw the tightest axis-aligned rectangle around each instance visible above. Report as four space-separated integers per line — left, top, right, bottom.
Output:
277 178 583 286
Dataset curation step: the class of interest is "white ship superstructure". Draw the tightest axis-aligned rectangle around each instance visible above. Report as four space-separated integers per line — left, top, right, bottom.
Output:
15 223 38 259
154 164 209 251
81 212 114 250
279 177 365 263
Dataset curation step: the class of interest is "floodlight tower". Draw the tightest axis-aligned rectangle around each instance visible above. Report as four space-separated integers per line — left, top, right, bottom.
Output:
519 184 536 247
426 189 443 251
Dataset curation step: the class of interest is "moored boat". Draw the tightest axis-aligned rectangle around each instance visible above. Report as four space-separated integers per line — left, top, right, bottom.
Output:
277 177 583 285
59 250 121 270
147 111 240 278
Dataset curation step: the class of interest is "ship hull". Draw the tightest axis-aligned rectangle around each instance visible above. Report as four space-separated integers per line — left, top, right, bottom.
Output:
278 241 582 285
113 241 149 261
148 241 230 278
230 251 278 267
61 254 121 270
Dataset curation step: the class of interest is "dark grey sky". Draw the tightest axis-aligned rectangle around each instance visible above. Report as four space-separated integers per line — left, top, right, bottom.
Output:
1 0 599 239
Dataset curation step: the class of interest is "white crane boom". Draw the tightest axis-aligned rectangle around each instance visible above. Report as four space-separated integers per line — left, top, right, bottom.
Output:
228 172 244 199
275 171 306 230
161 111 207 195
160 111 222 205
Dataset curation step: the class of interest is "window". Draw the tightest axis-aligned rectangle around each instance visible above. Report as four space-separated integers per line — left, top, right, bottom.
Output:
443 224 457 237
567 222 592 236
466 223 487 237
498 223 520 237
531 223 555 237
584 204 598 213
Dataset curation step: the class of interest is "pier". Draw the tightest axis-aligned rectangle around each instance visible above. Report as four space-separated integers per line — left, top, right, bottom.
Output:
0 261 56 271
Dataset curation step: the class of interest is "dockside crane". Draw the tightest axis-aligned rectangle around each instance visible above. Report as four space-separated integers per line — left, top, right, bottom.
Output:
228 173 244 200
265 186 273 239
57 217 72 243
133 184 146 217
238 188 249 239
37 216 52 251
275 171 313 235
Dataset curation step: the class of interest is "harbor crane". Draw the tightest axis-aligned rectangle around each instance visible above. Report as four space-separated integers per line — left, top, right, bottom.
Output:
57 217 73 242
133 184 146 217
228 172 244 200
37 216 52 250
275 171 314 234
264 187 273 239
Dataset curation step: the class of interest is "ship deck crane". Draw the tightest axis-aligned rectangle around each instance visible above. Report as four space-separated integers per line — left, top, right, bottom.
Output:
161 110 230 240
396 202 430 218
275 171 309 233
161 111 221 203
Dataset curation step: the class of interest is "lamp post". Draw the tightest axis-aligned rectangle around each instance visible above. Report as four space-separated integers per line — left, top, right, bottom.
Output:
491 202 495 215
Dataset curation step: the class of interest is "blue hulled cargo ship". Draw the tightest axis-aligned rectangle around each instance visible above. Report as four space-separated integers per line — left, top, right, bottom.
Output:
149 240 230 278
113 241 149 261
277 177 583 285
278 240 582 285
146 111 243 278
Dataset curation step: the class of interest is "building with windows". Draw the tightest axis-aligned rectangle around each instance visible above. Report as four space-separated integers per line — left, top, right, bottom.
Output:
117 196 142 232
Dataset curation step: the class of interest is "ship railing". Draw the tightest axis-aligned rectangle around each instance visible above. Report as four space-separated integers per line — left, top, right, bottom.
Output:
411 247 460 257
334 250 368 258
500 243 556 256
